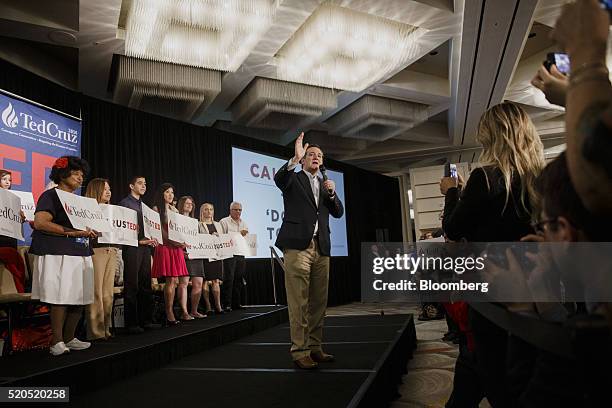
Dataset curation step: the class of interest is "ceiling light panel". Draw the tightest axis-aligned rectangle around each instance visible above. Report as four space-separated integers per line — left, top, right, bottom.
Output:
275 3 426 92
121 0 278 71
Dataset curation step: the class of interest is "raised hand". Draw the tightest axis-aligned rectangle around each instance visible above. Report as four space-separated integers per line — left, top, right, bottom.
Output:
292 132 308 164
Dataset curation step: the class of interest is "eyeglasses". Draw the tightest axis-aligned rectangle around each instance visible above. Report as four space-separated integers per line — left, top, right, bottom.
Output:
532 218 558 233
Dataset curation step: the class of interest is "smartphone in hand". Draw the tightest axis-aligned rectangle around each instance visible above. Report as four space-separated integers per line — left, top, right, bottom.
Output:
544 53 570 75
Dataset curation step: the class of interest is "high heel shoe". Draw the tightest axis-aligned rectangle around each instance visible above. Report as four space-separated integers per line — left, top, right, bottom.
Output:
166 319 180 326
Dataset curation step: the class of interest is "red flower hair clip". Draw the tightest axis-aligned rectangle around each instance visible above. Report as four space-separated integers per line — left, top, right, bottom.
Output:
53 157 68 169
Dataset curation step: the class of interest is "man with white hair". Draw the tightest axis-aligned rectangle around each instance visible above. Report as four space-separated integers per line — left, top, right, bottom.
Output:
220 202 248 311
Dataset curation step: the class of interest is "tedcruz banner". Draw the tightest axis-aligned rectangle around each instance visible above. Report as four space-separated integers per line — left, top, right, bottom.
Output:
98 204 139 247
0 188 24 240
167 212 199 245
55 189 110 232
8 190 35 221
141 203 163 243
0 91 82 203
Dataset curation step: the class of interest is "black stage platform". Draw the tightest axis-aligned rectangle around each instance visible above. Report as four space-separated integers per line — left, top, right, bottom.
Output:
1 309 416 408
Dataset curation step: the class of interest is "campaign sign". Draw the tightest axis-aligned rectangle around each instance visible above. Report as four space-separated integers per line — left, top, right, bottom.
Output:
0 188 24 240
186 234 218 260
232 233 258 256
55 189 110 232
141 202 163 243
8 190 35 221
168 211 199 245
98 204 139 247
216 234 235 260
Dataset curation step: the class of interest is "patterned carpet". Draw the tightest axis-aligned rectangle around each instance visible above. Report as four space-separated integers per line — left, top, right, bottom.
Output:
327 303 491 408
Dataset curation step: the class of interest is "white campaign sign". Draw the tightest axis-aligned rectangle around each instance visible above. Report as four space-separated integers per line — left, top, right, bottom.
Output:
141 202 163 243
245 234 258 256
98 204 139 247
55 189 110 232
232 233 258 256
0 188 24 240
167 211 199 245
8 190 35 221
186 233 218 260
216 234 235 260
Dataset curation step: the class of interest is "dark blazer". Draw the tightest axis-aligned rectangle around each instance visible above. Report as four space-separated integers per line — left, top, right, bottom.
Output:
274 162 344 256
443 166 534 242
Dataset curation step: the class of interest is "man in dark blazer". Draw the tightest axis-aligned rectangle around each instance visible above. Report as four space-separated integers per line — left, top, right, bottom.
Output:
274 132 344 369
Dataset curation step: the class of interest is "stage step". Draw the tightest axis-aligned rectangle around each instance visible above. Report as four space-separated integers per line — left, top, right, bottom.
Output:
0 306 288 394
66 313 417 408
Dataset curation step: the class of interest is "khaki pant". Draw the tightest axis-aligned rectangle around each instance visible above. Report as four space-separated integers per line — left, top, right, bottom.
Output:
87 247 118 340
283 239 330 360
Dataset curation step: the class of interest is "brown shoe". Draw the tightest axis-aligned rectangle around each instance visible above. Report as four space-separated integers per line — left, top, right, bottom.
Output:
293 355 318 369
311 351 335 363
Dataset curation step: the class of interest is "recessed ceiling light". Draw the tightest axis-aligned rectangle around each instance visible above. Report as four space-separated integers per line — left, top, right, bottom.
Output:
275 4 426 92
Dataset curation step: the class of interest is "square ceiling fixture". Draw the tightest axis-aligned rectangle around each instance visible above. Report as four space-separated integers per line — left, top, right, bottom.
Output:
231 77 337 130
274 3 425 92
326 95 429 141
118 0 277 72
111 55 222 121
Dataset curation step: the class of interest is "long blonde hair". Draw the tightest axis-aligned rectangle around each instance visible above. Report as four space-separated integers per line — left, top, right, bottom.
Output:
199 202 215 222
475 102 545 215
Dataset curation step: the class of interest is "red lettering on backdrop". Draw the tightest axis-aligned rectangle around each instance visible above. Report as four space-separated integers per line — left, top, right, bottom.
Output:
0 144 25 185
32 152 57 202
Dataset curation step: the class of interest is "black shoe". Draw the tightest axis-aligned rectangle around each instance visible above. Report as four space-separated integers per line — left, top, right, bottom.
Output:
165 319 180 327
224 306 232 313
127 326 144 335
143 322 162 330
215 309 225 315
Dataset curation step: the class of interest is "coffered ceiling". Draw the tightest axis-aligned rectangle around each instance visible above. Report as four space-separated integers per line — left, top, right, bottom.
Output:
1 0 606 175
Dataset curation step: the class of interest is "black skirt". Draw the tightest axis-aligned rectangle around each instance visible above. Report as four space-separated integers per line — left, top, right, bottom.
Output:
186 258 205 278
203 259 223 281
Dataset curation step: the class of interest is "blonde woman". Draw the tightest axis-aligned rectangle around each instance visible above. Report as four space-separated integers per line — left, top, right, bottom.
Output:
177 196 206 319
85 178 118 340
199 203 224 315
439 102 545 407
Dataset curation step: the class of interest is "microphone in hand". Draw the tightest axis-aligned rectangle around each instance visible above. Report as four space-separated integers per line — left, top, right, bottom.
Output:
319 165 333 195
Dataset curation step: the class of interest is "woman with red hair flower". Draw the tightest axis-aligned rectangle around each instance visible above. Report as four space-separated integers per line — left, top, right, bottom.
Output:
30 156 97 356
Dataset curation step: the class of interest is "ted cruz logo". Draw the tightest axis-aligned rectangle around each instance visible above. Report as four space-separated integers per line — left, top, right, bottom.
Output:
1 100 79 144
1 102 18 128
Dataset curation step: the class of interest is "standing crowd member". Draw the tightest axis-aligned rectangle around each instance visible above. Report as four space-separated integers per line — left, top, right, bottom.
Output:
274 132 344 369
118 177 158 334
0 169 27 293
199 203 224 315
177 196 206 319
151 183 190 325
30 156 96 356
85 178 118 340
220 201 248 311
440 102 545 406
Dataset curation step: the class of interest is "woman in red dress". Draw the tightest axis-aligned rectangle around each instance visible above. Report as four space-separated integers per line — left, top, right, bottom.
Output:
151 183 190 325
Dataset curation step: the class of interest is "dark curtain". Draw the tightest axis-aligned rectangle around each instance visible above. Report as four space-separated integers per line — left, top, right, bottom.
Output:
0 58 403 305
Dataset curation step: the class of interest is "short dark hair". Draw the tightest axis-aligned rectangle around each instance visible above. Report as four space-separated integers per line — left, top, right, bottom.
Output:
49 156 90 184
305 144 323 155
129 176 146 185
536 152 607 241
0 169 11 180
